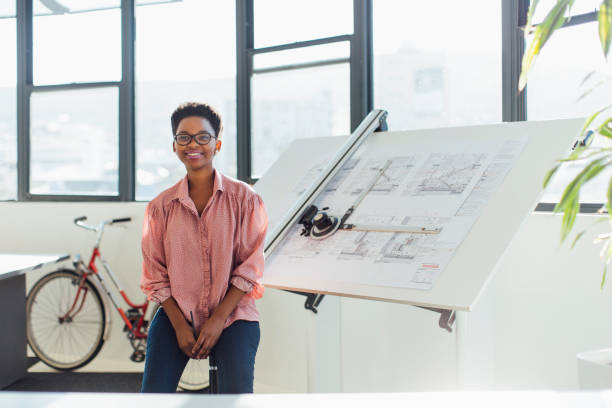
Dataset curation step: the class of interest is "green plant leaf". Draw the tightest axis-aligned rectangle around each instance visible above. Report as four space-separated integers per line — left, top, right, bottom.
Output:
607 175 612 215
543 163 560 188
571 218 608 249
557 148 611 163
556 158 606 212
597 118 612 138
519 0 575 91
560 195 580 243
602 264 608 290
555 158 610 242
580 70 597 87
563 145 588 162
526 0 540 31
580 104 612 137
606 236 612 265
577 79 607 101
599 0 612 58
571 229 587 249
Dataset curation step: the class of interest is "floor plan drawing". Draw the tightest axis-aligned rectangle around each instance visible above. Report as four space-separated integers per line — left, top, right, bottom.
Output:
404 153 486 196
267 132 529 291
344 156 419 196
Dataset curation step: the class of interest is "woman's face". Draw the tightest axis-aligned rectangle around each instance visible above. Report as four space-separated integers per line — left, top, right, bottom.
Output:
173 116 222 173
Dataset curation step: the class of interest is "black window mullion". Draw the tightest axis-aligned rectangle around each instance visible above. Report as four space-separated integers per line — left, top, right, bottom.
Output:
351 0 372 132
236 0 254 183
30 82 121 92
502 0 528 123
16 0 32 201
119 0 135 201
250 34 353 55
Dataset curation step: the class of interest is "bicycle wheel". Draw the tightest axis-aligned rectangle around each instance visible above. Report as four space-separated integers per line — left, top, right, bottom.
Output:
26 268 106 370
179 358 210 391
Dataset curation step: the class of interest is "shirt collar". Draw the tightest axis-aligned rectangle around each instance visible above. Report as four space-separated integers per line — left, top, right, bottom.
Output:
174 169 224 204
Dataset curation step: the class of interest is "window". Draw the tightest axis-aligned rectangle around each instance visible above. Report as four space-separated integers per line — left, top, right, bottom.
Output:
135 0 236 200
254 0 353 48
529 20 611 204
33 1 121 85
373 0 502 131
246 1 354 179
30 88 119 195
0 3 16 200
21 2 126 199
251 43 351 178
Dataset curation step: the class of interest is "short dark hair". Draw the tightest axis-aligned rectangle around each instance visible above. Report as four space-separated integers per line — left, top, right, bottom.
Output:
171 102 223 139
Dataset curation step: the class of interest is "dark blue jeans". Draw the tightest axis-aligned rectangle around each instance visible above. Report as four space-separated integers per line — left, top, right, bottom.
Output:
141 307 260 393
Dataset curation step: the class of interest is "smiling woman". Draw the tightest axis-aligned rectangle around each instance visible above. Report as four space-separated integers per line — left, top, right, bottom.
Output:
139 102 268 394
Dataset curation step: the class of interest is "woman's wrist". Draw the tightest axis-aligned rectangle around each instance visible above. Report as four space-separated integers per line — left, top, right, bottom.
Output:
161 297 191 332
210 285 246 323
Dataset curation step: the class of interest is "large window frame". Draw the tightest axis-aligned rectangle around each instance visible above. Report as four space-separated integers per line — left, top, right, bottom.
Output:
9 0 595 210
236 0 372 183
16 0 134 201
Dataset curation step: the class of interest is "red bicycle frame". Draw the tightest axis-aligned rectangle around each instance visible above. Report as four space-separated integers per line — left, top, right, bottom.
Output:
81 248 149 339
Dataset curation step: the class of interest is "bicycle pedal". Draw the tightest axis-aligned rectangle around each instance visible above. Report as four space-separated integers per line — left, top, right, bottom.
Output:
130 350 145 362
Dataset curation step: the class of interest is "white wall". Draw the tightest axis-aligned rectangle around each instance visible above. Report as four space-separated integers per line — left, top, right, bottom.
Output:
2 202 611 392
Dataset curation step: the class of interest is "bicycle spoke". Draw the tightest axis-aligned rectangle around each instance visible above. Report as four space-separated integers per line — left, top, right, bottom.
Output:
28 272 105 369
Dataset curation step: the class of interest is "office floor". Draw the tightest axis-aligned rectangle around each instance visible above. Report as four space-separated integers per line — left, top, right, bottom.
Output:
3 358 207 393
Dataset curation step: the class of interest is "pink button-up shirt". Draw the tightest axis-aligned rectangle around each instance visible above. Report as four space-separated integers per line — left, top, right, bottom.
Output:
140 170 267 330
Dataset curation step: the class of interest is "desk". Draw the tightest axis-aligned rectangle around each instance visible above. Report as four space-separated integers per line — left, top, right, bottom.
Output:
0 254 69 389
0 391 611 408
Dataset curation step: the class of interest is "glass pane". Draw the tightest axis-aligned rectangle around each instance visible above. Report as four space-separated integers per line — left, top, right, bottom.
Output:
531 0 600 25
33 5 121 85
373 0 502 131
135 0 236 201
540 134 612 204
34 0 120 15
254 0 353 48
0 14 16 200
254 42 349 71
527 24 611 120
529 23 612 204
0 0 15 17
251 63 350 178
30 88 119 195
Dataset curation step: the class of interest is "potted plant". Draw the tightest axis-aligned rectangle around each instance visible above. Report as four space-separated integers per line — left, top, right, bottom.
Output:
521 0 612 389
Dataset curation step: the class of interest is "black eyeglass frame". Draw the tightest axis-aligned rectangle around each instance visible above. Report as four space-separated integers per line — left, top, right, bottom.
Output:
173 132 217 146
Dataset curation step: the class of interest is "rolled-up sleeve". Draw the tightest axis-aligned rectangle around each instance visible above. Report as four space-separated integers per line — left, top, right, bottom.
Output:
140 202 171 304
231 194 268 299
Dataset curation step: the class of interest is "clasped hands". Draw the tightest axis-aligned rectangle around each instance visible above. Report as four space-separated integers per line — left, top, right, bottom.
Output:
176 314 224 359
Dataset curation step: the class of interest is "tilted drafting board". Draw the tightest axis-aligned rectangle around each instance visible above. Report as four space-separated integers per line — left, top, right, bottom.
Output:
254 118 583 311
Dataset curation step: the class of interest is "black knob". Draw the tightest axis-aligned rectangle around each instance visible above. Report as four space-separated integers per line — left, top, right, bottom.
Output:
313 212 333 230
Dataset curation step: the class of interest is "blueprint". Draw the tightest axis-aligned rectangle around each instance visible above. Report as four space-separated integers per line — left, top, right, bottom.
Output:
272 134 528 290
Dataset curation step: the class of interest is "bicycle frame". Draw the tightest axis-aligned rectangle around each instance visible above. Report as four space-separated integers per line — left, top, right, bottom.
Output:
82 248 149 339
71 217 150 340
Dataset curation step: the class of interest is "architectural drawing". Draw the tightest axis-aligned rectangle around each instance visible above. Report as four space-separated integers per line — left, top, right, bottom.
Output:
404 153 486 196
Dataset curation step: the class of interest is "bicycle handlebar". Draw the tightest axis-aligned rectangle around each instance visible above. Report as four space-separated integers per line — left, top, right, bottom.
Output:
74 216 87 224
73 216 132 232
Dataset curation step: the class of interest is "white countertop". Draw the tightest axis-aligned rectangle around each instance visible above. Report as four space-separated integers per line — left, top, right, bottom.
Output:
0 253 69 280
0 391 611 408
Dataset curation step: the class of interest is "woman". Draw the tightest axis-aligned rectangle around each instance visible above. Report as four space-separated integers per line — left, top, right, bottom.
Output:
140 102 267 393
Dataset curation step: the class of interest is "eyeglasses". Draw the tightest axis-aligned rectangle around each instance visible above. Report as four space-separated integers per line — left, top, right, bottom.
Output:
174 132 216 146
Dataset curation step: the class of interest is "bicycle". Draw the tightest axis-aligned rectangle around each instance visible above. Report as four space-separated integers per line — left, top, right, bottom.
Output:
25 216 209 391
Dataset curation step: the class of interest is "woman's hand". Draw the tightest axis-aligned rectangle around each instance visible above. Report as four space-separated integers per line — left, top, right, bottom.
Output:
192 315 225 359
175 325 197 358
